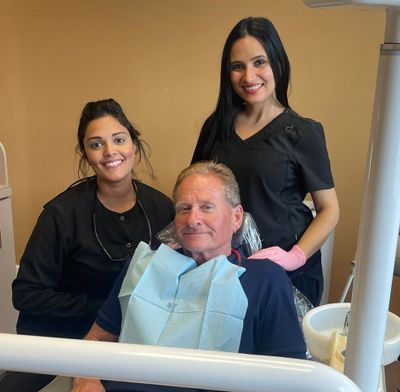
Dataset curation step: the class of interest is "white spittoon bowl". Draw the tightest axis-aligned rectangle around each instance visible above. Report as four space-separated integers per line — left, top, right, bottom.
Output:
302 302 400 366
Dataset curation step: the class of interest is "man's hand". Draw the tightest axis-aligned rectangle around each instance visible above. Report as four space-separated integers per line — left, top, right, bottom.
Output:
248 245 306 271
70 323 118 391
71 378 105 392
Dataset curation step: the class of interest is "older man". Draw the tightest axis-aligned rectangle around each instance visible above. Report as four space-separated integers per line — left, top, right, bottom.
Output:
72 162 306 392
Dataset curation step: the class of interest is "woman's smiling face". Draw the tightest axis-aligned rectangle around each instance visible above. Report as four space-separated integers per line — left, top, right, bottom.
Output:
83 115 136 186
229 35 277 108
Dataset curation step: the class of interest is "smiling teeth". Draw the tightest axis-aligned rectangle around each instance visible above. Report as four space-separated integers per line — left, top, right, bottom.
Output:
105 160 122 167
244 84 262 91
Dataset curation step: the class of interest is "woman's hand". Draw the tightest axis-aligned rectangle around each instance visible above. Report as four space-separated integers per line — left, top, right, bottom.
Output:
248 245 306 271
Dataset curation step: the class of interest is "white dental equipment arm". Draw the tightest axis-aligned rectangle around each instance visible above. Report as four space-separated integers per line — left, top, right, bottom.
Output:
304 1 400 391
0 333 361 392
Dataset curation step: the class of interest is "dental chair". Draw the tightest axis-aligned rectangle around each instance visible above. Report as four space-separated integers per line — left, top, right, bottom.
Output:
39 213 265 391
38 213 314 392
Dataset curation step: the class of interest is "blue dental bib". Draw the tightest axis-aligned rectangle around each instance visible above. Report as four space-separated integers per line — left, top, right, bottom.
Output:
118 242 247 352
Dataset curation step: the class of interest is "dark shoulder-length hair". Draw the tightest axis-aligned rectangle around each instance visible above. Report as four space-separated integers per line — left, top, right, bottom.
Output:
191 17 291 162
75 98 153 178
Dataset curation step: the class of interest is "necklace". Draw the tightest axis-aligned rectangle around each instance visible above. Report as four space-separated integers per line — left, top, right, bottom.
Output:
93 181 152 261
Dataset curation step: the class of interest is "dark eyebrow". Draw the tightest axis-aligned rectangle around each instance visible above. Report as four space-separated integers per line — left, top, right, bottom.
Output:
86 136 102 142
252 55 268 60
86 131 128 142
112 131 129 137
230 55 268 63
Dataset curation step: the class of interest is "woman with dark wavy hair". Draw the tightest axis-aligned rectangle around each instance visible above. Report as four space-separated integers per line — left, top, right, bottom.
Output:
192 17 339 306
0 98 174 392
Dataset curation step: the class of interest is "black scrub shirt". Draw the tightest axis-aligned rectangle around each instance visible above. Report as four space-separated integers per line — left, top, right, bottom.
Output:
12 178 174 339
207 109 334 305
211 109 334 251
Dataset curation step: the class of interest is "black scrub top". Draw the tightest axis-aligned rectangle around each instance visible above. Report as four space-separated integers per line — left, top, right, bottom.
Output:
210 109 334 251
12 178 174 339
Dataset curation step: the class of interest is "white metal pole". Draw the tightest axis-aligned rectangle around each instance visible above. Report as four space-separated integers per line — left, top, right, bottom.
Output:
344 7 400 391
0 333 361 392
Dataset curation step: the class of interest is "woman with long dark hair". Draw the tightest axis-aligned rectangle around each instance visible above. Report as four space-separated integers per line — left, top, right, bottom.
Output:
192 17 339 306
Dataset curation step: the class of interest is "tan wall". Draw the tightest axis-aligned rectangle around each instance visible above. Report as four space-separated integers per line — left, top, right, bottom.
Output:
1 0 398 313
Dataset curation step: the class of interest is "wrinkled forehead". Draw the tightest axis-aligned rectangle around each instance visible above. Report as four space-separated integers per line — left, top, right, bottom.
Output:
175 173 227 205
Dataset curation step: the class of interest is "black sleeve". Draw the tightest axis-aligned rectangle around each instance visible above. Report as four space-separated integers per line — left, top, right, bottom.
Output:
295 122 334 192
12 205 97 319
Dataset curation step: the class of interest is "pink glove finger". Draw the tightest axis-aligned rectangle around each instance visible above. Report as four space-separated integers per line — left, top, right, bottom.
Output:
248 245 306 272
248 246 280 260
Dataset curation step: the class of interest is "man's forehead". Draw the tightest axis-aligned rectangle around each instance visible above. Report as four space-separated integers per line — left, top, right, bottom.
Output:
176 174 225 202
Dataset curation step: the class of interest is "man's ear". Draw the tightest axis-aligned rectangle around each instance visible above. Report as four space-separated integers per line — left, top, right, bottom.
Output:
233 205 244 234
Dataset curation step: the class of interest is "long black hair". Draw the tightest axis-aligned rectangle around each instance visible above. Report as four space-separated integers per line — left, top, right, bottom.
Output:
191 17 291 162
75 98 153 178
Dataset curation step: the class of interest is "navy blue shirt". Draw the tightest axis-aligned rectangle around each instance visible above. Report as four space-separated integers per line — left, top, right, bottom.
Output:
96 250 307 391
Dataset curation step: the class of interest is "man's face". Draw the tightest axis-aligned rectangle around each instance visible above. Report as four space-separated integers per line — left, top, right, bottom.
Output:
174 173 243 264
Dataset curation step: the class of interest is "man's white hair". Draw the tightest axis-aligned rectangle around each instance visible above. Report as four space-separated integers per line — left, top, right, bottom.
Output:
172 161 241 207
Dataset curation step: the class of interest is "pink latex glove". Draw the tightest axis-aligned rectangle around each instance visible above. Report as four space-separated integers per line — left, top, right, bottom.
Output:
248 245 306 271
